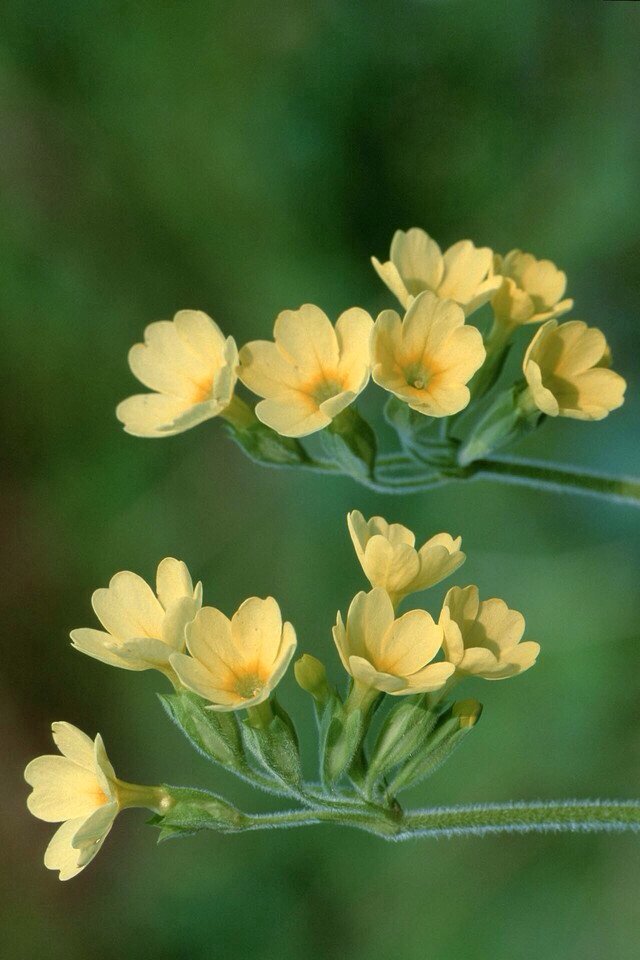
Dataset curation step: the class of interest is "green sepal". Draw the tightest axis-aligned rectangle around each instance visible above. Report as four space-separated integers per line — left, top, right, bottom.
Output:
321 407 377 480
457 384 542 467
321 695 364 787
386 700 482 795
159 691 245 770
364 697 438 795
155 785 248 835
384 396 459 472
224 420 310 468
242 703 302 788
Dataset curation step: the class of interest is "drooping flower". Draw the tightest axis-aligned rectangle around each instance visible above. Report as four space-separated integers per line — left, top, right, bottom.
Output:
25 724 169 881
170 597 297 710
333 588 454 695
492 250 573 327
70 558 202 679
116 310 239 437
347 510 464 607
371 291 486 417
25 723 119 880
238 304 373 437
522 319 626 420
439 585 540 680
372 227 501 315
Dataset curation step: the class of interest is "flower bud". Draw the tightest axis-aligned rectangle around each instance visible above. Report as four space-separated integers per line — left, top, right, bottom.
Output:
294 655 331 705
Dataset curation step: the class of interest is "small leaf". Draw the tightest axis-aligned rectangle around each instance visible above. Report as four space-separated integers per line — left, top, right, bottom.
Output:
159 691 245 769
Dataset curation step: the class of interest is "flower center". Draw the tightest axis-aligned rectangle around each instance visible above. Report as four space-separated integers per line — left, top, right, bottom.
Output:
191 378 213 403
404 363 431 391
311 378 343 405
235 673 265 700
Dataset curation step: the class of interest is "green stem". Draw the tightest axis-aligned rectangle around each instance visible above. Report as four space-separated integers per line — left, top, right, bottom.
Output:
400 800 640 838
231 800 640 838
469 456 640 507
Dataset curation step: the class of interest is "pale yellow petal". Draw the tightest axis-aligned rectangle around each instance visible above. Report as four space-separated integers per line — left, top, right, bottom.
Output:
170 652 241 705
116 393 197 438
371 609 443 675
349 588 396 664
71 801 118 849
156 558 194 609
238 340 307 398
254 394 331 437
70 628 148 671
348 656 407 693
51 723 95 771
371 257 412 308
43 818 87 880
273 304 340 378
25 756 105 822
335 308 374 392
390 228 444 296
173 310 226 364
92 571 164 642
231 596 284 669
185 606 238 687
361 537 420 596
438 241 493 304
161 596 200 650
400 660 455 694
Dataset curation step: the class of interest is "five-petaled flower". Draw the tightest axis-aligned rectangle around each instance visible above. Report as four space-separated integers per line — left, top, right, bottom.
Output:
70 558 202 680
439 585 540 680
116 310 239 437
522 319 626 420
170 597 297 710
372 227 501 315
333 588 454 695
347 510 465 607
238 304 373 437
371 291 486 417
25 723 121 881
492 250 573 328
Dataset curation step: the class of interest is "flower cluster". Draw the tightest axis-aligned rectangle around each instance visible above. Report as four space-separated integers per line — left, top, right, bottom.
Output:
114 227 626 494
26 513 539 879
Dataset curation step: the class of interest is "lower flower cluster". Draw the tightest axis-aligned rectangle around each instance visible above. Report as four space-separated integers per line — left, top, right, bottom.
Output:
26 512 541 880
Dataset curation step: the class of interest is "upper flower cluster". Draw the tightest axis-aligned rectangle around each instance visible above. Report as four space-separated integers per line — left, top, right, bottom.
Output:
115 227 625 459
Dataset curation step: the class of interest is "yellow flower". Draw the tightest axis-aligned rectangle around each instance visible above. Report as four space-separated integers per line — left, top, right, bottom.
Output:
347 510 465 607
238 304 373 437
492 250 573 327
440 585 540 680
522 319 626 420
71 558 202 679
24 724 116 880
116 310 238 437
333 588 454 695
170 597 297 710
372 227 501 315
25 723 168 880
371 291 486 417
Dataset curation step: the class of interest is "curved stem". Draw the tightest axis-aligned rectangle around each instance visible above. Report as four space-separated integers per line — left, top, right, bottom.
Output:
469 456 640 507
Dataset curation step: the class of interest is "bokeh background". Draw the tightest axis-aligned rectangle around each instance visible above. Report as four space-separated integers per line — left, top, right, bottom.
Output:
2 1 640 957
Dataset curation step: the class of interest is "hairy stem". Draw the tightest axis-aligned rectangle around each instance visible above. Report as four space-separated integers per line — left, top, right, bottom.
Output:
469 456 640 506
236 800 640 838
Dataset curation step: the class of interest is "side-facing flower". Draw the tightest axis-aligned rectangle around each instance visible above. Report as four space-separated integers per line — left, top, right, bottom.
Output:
71 558 202 680
491 250 573 328
238 304 373 437
371 291 486 417
372 227 501 315
347 510 464 607
170 597 297 710
439 585 539 680
522 319 626 420
116 310 238 437
333 588 454 695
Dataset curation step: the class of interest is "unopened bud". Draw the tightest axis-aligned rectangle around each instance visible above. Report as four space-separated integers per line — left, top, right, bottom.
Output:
294 655 331 705
452 698 483 729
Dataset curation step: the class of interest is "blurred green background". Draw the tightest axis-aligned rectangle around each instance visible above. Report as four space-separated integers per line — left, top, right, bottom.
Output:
2 1 640 957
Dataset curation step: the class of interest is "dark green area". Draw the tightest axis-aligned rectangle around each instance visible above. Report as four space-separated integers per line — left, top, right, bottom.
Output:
2 1 639 957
